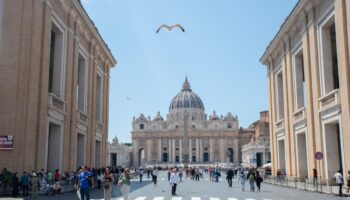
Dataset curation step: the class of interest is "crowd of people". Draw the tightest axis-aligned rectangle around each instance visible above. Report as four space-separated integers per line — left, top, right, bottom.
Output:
2 165 350 199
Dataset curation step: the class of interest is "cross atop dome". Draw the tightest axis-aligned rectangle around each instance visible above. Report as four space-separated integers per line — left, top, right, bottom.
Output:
182 77 192 91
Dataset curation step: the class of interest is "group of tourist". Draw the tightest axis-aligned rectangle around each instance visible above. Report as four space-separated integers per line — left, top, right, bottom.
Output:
0 168 67 198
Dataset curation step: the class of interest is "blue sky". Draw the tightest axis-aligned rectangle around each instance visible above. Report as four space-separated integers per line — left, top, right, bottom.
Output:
81 0 298 143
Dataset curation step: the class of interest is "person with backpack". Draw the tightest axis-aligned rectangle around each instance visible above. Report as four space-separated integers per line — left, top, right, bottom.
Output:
255 171 263 192
226 168 234 187
247 169 256 192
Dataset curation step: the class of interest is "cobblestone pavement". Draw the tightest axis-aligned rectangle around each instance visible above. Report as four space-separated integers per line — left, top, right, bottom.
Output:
1 171 349 200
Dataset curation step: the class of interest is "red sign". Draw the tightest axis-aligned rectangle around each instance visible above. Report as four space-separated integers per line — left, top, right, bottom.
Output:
315 152 323 160
0 136 14 150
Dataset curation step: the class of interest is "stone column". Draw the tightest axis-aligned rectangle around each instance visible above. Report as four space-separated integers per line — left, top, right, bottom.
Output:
147 139 152 163
210 138 214 162
220 138 225 162
199 139 202 162
196 138 200 162
168 138 172 163
172 138 176 163
179 139 183 163
189 138 192 162
158 139 162 162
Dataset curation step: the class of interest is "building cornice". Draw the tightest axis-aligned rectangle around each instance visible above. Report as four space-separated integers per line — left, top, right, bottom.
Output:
260 0 306 65
73 0 117 66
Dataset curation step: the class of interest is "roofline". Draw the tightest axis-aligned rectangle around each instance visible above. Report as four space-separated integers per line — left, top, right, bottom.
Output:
75 0 117 67
260 0 303 64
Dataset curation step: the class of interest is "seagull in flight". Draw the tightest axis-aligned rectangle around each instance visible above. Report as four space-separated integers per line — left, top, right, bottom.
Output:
156 24 185 33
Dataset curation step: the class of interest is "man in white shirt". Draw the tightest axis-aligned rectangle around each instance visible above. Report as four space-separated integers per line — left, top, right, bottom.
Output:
169 169 180 196
151 168 159 185
334 170 344 197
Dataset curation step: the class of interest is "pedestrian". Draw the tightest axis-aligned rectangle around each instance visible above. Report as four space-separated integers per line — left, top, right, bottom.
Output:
11 172 19 197
312 168 318 188
147 168 151 179
334 170 344 197
54 169 60 182
151 167 159 185
247 169 256 192
139 167 144 182
346 171 350 193
226 168 233 187
195 168 200 181
179 168 183 182
239 173 246 191
215 170 221 182
79 166 92 200
21 171 30 197
31 172 39 199
118 169 131 200
167 169 171 181
170 169 180 196
103 168 113 200
47 171 53 184
255 171 263 192
97 170 103 190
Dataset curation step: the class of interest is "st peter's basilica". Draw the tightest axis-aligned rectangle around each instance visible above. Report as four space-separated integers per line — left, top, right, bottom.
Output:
131 78 261 167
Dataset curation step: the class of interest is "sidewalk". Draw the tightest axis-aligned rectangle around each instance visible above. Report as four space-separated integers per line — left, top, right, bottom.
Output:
264 175 350 197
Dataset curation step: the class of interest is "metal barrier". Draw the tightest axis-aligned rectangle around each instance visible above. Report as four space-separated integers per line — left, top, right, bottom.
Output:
263 175 349 196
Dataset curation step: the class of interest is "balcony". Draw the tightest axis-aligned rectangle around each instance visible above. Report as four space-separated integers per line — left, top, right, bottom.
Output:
318 89 340 112
275 119 284 132
48 93 65 112
292 107 305 123
96 122 104 132
77 111 88 124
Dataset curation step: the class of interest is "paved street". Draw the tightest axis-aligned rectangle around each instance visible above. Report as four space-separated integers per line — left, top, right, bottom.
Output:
1 172 348 200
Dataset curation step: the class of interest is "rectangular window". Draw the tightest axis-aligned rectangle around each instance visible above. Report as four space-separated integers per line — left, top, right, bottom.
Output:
276 71 284 120
293 48 306 109
139 124 144 130
77 54 87 112
96 74 103 122
320 15 339 95
227 123 232 129
48 22 64 97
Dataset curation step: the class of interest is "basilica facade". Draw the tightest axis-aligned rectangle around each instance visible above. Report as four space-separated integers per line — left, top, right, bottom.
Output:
131 78 254 167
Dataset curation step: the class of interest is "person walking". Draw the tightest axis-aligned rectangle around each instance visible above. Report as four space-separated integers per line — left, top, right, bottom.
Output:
170 169 180 196
334 170 344 197
151 167 159 185
31 172 39 199
118 169 131 200
239 173 246 191
139 168 144 182
214 169 221 183
179 168 183 182
21 171 30 197
312 168 318 188
346 171 350 193
226 168 233 187
79 166 92 200
11 172 19 197
167 169 171 181
103 168 113 200
247 169 256 192
255 171 263 192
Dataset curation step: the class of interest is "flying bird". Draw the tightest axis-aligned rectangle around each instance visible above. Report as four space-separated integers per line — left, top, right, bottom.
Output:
156 24 185 33
126 97 130 101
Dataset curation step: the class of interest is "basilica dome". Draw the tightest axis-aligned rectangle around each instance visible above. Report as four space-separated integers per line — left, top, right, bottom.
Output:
169 78 205 113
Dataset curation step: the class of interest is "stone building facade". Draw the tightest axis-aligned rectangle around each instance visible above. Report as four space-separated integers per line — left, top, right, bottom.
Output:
241 111 270 168
108 137 132 167
131 78 253 167
0 0 116 173
260 0 350 179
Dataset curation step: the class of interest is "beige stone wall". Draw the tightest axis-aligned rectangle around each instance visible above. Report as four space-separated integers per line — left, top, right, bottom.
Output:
0 0 116 173
261 0 350 178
